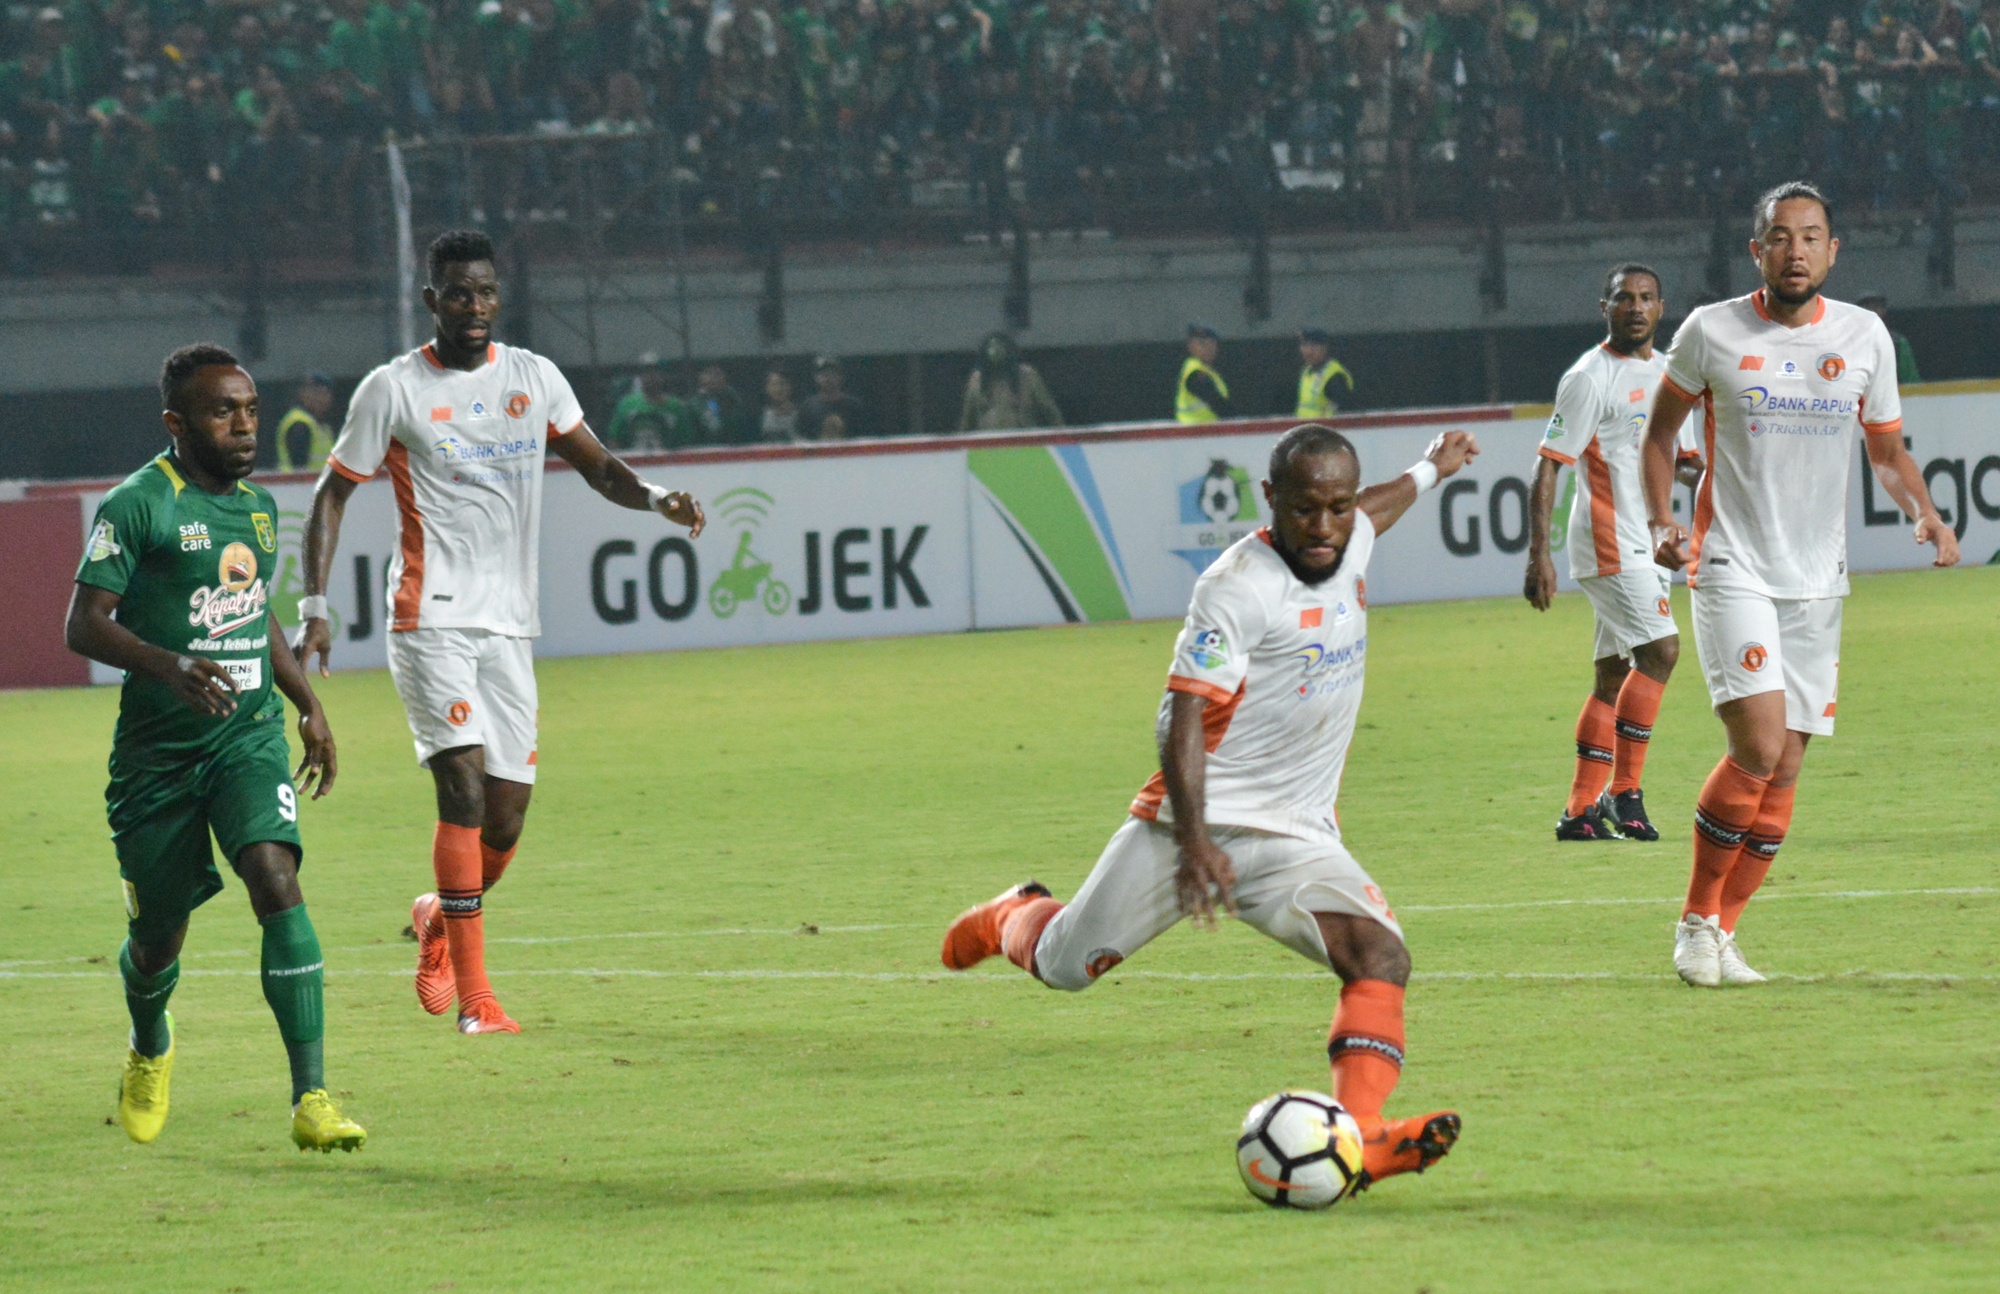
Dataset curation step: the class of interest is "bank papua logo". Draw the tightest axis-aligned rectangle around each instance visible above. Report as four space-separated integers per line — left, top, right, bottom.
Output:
1187 627 1228 669
707 487 793 618
1816 353 1845 381
1184 459 1257 525
1622 411 1646 445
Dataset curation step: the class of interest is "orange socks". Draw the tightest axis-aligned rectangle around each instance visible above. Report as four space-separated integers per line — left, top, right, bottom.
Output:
433 822 493 1011
1721 782 1795 932
1610 672 1665 794
1327 979 1405 1123
1567 697 1616 815
1686 757 1771 919
481 840 516 892
1000 897 1063 979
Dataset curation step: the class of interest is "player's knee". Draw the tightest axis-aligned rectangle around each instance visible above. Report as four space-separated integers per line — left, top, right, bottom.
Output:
1362 936 1412 987
1592 658 1629 704
233 843 303 918
429 747 486 825
1635 636 1679 677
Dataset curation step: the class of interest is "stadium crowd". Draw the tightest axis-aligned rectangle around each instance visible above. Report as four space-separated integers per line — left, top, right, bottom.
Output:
4 0 1998 261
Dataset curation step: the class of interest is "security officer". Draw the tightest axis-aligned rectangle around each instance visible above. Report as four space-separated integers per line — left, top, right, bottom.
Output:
1175 324 1232 423
1294 327 1355 419
276 373 336 473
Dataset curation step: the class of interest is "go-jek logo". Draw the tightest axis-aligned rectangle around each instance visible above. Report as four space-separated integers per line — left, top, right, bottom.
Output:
1173 459 1261 575
707 487 793 618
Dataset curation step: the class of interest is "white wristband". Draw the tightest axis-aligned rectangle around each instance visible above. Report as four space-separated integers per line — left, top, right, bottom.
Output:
297 595 328 621
1404 459 1440 494
644 482 670 509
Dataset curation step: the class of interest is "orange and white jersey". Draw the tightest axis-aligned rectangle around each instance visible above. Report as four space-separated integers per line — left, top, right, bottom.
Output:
1663 290 1902 599
1131 514 1376 846
1538 343 1691 580
327 342 584 637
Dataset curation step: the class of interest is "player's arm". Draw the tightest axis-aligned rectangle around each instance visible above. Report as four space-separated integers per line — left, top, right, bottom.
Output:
1357 429 1479 535
63 583 239 717
268 617 337 798
1160 688 1235 929
1641 380 1699 569
548 423 706 536
1523 456 1565 610
1863 429 1960 566
1525 369 1600 611
295 468 360 676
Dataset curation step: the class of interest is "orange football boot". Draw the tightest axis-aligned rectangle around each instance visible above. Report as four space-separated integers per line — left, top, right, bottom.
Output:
941 882 1053 970
456 998 521 1035
1354 1111 1461 1191
411 893 455 1015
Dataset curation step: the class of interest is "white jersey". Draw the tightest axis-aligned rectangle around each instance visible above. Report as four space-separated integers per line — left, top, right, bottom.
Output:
1662 290 1902 599
327 342 584 637
1131 515 1375 845
1538 343 1694 580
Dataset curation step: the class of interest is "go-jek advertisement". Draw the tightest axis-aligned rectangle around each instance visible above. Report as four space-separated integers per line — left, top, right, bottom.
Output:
55 382 1996 687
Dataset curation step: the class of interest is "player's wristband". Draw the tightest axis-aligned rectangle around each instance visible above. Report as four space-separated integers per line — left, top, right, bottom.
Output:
297 594 329 622
644 482 670 510
1404 460 1440 494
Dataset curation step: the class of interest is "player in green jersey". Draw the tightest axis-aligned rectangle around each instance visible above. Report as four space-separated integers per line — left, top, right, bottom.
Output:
63 343 366 1153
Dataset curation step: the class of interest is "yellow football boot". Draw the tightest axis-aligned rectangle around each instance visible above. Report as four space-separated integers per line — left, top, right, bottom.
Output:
117 1012 175 1145
290 1089 367 1153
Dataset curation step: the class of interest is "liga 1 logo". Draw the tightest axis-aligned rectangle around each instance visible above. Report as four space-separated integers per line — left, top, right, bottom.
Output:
187 542 270 636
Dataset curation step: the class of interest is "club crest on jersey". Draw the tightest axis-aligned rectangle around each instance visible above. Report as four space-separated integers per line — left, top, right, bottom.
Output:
446 699 473 726
1188 628 1229 670
1739 642 1768 672
251 512 276 552
88 519 121 561
1816 353 1846 381
505 391 532 419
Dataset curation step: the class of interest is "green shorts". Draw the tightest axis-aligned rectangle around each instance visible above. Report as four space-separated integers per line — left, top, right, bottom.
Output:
107 722 304 945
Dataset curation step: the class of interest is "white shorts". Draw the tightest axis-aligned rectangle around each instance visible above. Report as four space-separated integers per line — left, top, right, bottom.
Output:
1690 587 1841 736
1031 817 1402 992
1578 567 1677 662
386 627 540 782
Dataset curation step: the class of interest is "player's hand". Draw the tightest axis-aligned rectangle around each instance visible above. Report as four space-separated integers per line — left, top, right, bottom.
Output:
1524 551 1558 611
1426 430 1480 478
658 490 705 538
166 654 238 717
1650 520 1690 571
1175 834 1238 930
294 705 338 799
292 617 334 678
1916 514 1961 567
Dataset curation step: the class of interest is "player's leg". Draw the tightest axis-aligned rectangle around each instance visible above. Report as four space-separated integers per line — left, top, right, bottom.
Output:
427 744 518 1032
471 634 541 895
1558 576 1628 840
1229 836 1457 1188
209 732 364 1149
1603 568 1682 839
107 767 222 1144
1679 589 1789 987
941 817 1184 989
1714 597 1838 982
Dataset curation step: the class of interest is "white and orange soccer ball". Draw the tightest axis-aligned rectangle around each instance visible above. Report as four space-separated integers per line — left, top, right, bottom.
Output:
1236 1090 1365 1210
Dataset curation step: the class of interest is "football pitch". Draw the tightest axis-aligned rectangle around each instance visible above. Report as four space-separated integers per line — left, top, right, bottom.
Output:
3 568 1995 1292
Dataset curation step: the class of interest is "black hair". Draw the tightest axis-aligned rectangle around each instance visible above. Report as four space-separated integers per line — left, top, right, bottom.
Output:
427 229 496 287
160 342 242 413
1752 181 1832 240
1268 423 1358 486
1602 262 1662 300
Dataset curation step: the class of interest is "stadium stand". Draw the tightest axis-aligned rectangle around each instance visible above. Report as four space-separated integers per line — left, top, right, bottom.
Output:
4 0 1998 274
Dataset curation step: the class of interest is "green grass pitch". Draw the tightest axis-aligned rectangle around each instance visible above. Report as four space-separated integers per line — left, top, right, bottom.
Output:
3 568 1996 1292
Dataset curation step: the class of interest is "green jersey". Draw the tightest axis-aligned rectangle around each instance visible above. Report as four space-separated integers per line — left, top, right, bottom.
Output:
76 452 286 769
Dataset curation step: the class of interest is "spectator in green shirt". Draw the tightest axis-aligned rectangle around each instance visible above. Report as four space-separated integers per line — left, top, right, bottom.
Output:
1857 293 1923 385
604 362 696 450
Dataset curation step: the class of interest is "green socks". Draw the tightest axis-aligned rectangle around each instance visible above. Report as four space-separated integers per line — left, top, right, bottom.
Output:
260 903 326 1102
119 939 178 1058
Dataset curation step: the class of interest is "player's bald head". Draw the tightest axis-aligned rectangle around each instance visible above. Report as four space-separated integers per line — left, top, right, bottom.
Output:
1269 424 1359 491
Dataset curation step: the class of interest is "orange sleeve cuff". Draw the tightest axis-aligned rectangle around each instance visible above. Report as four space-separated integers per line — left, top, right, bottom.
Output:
1167 675 1238 706
1659 373 1703 402
1537 445 1576 467
1677 448 1701 461
1862 417 1903 436
326 454 373 483
549 418 585 438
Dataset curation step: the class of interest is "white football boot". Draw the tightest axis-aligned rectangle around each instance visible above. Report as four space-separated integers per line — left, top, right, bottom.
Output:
1717 930 1768 986
1673 913 1723 988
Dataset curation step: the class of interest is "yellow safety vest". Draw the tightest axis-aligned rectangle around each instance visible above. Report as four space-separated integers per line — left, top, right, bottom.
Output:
1295 360 1354 419
276 407 334 472
1176 357 1229 424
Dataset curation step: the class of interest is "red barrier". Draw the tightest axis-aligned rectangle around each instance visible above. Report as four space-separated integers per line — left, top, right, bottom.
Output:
0 495 89 689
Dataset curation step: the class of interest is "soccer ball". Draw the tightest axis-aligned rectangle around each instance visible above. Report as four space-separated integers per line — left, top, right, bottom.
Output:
1236 1090 1365 1210
1199 463 1242 523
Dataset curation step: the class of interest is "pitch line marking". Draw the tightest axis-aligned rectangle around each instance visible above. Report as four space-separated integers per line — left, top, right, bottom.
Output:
1 887 1994 971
